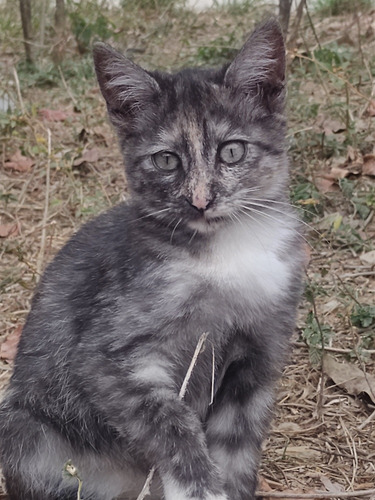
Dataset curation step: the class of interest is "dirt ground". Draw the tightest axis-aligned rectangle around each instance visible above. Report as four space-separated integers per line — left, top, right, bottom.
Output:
0 2 375 499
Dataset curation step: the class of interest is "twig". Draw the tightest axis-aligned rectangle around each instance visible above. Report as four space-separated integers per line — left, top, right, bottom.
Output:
293 341 375 355
255 488 375 498
12 67 25 115
357 409 375 430
36 128 51 278
306 276 326 416
136 332 209 500
58 66 79 108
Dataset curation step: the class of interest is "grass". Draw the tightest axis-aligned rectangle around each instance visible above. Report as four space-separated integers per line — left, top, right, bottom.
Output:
0 0 375 497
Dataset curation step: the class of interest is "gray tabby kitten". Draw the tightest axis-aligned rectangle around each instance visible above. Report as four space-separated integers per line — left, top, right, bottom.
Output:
0 19 304 500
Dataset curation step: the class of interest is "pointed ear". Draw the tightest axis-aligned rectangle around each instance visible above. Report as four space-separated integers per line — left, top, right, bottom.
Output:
92 42 160 114
224 19 285 100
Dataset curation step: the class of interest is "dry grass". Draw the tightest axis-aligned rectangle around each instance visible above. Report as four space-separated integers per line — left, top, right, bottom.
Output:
0 1 375 498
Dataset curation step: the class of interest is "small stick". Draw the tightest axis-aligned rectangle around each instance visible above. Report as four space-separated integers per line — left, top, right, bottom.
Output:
13 67 25 115
136 332 209 500
36 128 52 277
255 488 375 498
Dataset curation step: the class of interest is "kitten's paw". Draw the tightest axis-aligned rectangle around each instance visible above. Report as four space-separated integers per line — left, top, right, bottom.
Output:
163 478 228 500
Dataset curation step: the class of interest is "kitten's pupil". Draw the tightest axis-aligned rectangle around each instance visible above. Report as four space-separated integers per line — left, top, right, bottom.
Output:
219 141 246 164
153 151 180 172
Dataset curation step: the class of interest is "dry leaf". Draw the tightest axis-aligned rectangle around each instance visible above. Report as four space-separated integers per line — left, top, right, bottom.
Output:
362 154 375 176
0 325 23 362
73 148 101 166
39 108 69 121
319 475 344 493
0 223 19 238
4 151 34 172
314 174 338 193
257 476 273 493
325 354 375 404
365 99 375 117
360 250 375 266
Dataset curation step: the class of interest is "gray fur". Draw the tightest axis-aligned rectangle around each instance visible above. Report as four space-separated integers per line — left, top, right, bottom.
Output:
0 19 304 500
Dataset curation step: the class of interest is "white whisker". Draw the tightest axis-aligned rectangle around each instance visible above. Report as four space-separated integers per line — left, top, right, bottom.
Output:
131 207 171 223
239 198 320 238
170 218 182 244
238 204 313 249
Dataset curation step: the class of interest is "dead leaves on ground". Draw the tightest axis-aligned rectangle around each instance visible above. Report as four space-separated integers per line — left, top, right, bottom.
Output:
38 108 71 122
3 150 35 172
0 223 19 239
325 354 375 404
314 146 375 193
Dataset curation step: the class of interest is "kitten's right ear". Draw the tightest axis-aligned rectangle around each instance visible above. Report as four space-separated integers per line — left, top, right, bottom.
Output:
93 43 160 114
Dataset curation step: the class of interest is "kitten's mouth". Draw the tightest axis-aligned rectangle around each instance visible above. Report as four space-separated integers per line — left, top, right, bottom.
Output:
187 211 228 233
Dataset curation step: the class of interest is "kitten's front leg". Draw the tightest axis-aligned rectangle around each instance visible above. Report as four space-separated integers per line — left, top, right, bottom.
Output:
84 355 227 500
205 357 277 500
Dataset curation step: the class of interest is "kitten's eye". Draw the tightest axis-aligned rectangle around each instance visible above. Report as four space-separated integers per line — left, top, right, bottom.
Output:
219 141 246 164
152 151 181 172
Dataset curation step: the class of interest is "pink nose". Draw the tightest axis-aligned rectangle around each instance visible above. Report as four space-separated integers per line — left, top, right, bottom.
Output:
191 193 209 210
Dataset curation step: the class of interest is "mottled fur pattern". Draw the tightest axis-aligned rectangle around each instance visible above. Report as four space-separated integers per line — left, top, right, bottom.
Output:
0 19 304 500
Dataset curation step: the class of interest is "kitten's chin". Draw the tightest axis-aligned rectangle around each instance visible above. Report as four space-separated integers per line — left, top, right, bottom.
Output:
187 215 227 234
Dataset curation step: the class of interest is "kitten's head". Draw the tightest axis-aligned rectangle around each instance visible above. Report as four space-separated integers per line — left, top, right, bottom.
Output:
93 19 287 236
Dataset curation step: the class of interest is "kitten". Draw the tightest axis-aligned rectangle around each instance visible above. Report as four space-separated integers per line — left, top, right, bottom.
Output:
0 19 304 500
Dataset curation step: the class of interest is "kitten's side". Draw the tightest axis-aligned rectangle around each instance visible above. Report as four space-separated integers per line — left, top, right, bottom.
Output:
0 19 304 500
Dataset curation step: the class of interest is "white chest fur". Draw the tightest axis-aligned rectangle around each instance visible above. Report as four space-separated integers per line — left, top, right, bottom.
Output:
194 218 294 305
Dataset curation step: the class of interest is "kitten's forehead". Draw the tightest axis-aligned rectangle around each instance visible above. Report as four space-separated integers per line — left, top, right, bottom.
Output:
154 77 243 151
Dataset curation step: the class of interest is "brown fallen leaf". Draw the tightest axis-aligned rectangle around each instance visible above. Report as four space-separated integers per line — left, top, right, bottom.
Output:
325 354 375 404
0 223 19 238
365 99 375 117
73 147 101 166
39 108 69 121
0 325 23 362
359 250 375 266
362 154 375 176
4 151 34 172
314 174 338 193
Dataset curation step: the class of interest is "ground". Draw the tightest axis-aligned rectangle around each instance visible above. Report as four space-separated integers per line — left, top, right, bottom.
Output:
0 1 374 499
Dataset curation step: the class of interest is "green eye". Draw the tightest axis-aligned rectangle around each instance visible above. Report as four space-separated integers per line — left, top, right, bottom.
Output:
152 151 181 172
219 141 246 164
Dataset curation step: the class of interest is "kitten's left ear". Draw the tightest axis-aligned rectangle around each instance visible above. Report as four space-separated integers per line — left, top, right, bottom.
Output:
224 19 285 105
93 42 160 115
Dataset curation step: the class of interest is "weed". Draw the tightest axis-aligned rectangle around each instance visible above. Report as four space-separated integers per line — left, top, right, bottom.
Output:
195 32 238 66
351 304 375 329
315 0 374 16
302 311 334 365
290 178 322 221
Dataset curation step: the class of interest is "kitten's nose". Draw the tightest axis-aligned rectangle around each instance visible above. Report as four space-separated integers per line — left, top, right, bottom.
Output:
185 194 215 213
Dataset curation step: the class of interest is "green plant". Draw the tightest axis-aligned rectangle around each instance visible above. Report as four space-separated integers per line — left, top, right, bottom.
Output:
351 304 375 328
68 1 115 53
290 179 322 221
195 32 238 66
315 0 373 16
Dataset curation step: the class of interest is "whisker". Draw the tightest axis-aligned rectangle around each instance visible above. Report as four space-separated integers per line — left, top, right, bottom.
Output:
131 207 171 223
238 199 320 237
236 208 270 252
170 218 182 244
239 204 313 249
188 229 198 245
238 192 318 219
